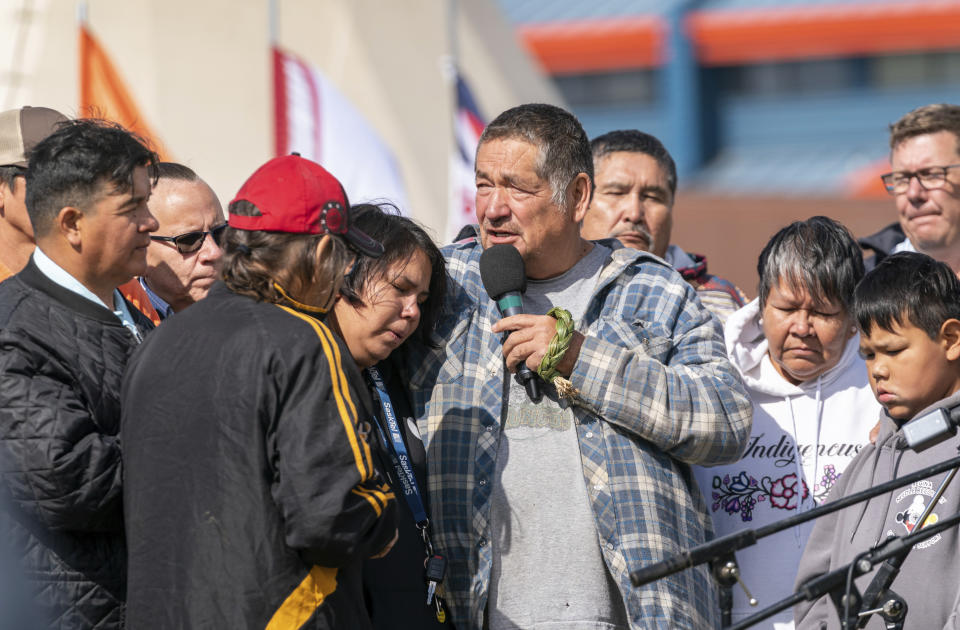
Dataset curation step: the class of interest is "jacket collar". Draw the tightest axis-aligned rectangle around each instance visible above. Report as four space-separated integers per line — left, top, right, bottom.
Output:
16 256 128 325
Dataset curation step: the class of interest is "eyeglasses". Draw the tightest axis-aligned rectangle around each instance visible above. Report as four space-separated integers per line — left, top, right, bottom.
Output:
880 164 960 195
150 223 227 254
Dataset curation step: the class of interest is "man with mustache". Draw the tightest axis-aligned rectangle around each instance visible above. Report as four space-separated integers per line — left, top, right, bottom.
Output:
121 162 225 322
0 119 158 628
407 104 752 629
860 104 960 277
581 130 746 324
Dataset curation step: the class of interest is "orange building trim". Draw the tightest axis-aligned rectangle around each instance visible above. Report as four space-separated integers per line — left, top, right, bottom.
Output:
518 17 663 74
688 3 960 66
846 157 891 200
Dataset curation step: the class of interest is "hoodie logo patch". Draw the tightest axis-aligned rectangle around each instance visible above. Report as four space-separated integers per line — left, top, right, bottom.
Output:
891 481 944 548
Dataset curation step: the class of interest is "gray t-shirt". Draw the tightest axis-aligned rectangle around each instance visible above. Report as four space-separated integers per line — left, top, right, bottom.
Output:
487 243 629 630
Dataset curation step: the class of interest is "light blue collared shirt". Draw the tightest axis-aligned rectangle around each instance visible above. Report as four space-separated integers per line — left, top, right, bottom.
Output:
138 276 174 320
33 248 143 342
664 243 696 270
893 237 917 254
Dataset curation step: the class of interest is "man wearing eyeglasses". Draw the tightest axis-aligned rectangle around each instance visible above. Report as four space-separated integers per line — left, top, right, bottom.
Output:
123 162 225 321
862 104 960 275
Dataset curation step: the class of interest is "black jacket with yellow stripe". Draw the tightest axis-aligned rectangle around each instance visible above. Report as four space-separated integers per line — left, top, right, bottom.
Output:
121 281 396 629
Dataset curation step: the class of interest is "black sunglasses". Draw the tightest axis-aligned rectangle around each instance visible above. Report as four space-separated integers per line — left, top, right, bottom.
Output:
150 223 228 254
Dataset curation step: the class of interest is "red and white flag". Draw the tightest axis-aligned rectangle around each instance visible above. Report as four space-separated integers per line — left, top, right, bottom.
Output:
273 47 408 211
447 73 486 241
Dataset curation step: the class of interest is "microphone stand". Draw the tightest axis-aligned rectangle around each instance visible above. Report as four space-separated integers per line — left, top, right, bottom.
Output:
631 453 960 587
737 465 958 630
728 509 960 630
628 453 960 626
852 464 959 629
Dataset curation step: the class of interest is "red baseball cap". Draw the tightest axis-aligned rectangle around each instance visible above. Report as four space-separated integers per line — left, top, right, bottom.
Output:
228 154 383 257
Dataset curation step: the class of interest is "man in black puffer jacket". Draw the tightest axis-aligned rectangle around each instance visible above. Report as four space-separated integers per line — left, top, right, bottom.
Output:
0 119 158 629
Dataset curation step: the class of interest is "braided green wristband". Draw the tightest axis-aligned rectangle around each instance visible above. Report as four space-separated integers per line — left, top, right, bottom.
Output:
537 307 574 383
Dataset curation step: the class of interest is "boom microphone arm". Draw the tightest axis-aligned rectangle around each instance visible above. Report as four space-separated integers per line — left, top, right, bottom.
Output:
728 508 960 630
630 453 960 588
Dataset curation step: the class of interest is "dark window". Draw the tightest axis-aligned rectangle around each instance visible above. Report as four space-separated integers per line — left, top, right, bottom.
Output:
717 51 960 97
871 51 960 88
553 69 658 107
718 59 863 97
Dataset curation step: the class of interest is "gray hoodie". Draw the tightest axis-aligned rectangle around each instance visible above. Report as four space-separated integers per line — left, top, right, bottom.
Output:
794 389 960 629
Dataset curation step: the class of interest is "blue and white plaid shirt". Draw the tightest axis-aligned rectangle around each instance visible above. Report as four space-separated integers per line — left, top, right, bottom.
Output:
407 239 752 629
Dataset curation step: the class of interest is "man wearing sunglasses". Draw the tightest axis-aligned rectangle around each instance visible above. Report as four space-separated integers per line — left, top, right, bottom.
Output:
861 104 960 276
127 162 225 320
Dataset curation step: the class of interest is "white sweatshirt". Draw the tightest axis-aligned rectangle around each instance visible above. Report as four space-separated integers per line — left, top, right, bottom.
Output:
693 299 881 629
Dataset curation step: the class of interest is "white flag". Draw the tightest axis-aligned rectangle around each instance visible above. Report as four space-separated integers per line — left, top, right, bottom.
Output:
273 47 408 212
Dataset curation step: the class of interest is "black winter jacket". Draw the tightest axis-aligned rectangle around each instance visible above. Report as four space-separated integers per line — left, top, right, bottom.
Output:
859 221 906 271
121 282 396 629
0 257 153 629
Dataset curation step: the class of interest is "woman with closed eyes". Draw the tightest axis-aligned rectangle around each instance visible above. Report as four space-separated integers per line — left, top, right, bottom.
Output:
692 216 881 629
328 203 452 629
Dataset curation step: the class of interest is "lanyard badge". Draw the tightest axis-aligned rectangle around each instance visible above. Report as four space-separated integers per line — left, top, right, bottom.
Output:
366 367 448 624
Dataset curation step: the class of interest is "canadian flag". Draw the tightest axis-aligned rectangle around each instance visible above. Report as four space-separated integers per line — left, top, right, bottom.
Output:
272 47 408 212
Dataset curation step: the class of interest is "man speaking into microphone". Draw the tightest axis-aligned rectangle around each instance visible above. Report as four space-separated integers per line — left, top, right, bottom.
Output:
405 103 752 630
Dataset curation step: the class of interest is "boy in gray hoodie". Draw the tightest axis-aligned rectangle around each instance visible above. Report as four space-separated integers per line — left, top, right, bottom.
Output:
795 252 960 629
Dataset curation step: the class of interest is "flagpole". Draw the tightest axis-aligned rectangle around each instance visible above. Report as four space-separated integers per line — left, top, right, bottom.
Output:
445 0 459 240
77 0 87 117
4 0 36 110
267 0 277 47
268 0 279 157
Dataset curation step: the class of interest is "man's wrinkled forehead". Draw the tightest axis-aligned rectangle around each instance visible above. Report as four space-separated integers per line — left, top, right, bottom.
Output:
150 178 222 227
891 129 960 158
477 132 546 174
596 150 672 191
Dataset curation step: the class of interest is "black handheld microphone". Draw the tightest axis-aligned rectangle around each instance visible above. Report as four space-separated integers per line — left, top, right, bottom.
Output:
479 244 543 403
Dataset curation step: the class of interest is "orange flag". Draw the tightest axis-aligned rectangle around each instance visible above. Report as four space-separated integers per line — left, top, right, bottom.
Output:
79 24 172 160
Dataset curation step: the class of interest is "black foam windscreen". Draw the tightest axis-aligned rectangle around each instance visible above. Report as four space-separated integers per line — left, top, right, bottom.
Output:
479 244 527 300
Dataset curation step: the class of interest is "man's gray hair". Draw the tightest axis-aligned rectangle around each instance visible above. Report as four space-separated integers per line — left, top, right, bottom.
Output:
757 216 864 311
477 103 593 211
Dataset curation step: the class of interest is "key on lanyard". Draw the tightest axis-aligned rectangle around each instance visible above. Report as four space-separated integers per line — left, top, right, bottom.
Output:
434 594 447 624
425 554 447 605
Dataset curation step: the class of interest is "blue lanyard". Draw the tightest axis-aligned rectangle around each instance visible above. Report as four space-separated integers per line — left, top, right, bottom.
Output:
365 366 430 527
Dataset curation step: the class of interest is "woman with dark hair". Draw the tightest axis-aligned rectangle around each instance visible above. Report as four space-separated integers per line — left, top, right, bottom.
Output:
693 217 880 629
121 156 397 630
327 203 450 629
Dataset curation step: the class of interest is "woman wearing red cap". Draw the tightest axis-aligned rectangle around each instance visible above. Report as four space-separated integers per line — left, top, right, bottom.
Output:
121 155 396 630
